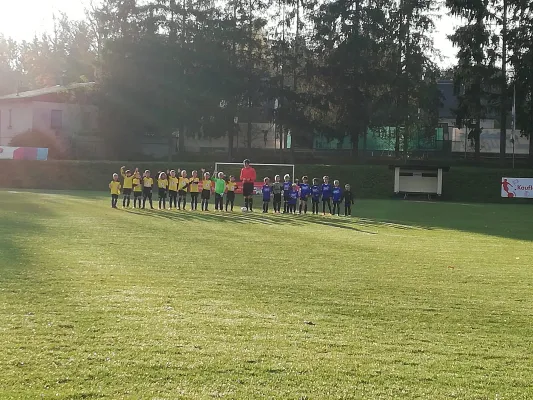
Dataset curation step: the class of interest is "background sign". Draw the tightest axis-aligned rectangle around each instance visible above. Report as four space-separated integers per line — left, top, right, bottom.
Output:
0 146 48 160
501 177 533 198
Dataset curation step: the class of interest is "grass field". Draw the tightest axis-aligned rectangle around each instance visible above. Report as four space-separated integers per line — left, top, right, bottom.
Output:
1 190 533 399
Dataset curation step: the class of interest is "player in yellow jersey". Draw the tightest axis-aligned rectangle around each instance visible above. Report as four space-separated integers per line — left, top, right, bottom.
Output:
178 170 189 210
225 175 238 211
132 170 142 208
167 170 179 209
157 171 168 209
200 169 213 211
120 166 136 208
109 173 121 208
142 170 154 209
188 170 200 210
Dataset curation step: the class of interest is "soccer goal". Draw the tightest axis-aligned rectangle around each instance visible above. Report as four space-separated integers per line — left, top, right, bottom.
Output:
213 162 295 182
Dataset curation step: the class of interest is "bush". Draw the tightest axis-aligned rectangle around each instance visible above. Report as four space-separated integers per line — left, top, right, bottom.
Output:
9 130 64 159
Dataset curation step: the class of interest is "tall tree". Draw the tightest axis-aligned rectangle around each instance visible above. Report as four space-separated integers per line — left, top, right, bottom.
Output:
447 0 499 160
508 0 533 165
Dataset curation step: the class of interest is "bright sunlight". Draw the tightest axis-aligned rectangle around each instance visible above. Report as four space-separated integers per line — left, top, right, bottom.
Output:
0 0 86 41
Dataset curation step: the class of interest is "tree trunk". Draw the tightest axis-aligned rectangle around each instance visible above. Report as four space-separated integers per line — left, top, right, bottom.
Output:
395 127 400 158
474 125 481 162
228 123 234 159
403 125 409 162
247 98 252 149
529 91 533 166
168 132 173 162
499 0 508 164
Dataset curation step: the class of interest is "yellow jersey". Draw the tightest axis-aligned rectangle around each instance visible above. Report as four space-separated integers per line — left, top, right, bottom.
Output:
178 177 189 191
202 179 212 191
188 177 200 193
133 177 142 192
109 180 121 195
168 176 179 191
226 181 237 192
143 177 153 188
121 168 134 189
158 179 168 189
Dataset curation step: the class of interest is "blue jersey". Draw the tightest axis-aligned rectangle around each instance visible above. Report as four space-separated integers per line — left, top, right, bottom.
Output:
288 189 299 204
262 185 272 201
332 186 342 202
321 183 332 199
311 185 321 201
283 181 292 196
300 183 310 199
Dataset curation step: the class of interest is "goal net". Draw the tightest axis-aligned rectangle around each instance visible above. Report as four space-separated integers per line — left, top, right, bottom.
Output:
213 162 295 194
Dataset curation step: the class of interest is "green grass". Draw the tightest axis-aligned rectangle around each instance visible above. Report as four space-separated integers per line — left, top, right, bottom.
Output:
1 190 533 399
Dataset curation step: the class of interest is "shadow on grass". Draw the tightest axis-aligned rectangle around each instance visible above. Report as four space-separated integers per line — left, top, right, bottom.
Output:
353 199 533 242
0 194 57 277
122 208 407 235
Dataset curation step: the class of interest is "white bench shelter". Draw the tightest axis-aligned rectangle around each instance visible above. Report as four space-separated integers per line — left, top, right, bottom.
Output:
390 165 450 199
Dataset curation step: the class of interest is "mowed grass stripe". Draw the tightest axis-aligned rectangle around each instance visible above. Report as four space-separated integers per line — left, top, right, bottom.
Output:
1 190 533 399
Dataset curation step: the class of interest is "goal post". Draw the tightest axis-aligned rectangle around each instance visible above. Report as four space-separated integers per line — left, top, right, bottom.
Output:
213 162 295 182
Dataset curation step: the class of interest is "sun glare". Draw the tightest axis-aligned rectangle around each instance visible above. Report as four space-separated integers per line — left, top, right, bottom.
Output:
0 0 86 41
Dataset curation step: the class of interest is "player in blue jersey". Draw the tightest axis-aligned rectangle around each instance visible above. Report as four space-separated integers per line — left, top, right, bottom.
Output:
262 177 272 213
282 174 292 213
311 178 321 214
332 180 343 216
288 183 299 213
321 175 332 215
298 176 311 214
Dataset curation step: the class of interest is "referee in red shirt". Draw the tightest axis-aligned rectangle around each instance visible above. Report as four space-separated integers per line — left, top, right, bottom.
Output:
240 159 257 211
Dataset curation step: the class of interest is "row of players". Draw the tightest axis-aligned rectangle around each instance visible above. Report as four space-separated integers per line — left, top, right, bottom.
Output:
109 166 355 216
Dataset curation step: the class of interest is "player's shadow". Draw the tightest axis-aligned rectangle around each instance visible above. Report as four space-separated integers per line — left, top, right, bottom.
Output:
121 208 433 235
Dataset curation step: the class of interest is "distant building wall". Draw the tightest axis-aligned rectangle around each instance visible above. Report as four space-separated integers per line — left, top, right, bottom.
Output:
0 102 34 145
451 128 530 154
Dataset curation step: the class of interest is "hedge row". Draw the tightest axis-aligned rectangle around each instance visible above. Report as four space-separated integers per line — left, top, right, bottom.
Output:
1 160 532 203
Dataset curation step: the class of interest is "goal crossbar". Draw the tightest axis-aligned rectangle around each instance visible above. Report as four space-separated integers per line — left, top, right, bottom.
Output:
214 162 295 181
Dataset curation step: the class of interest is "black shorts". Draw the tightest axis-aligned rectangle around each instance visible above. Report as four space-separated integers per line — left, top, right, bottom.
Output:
201 189 211 200
158 188 167 197
243 182 254 197
227 191 235 201
169 190 177 197
190 192 199 198
300 195 308 201
312 198 319 203
134 191 142 198
273 193 282 203
123 188 132 195
283 193 290 201
178 190 187 196
143 187 152 195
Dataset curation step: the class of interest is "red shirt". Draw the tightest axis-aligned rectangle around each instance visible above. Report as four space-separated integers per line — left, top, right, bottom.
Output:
240 166 256 183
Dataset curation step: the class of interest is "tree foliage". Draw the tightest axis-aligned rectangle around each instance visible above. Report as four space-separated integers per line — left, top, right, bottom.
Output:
1 0 532 161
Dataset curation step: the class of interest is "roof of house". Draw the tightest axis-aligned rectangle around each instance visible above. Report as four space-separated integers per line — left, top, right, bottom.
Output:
0 82 96 101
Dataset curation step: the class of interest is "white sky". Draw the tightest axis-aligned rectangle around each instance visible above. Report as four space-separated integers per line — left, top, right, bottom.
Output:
0 0 459 67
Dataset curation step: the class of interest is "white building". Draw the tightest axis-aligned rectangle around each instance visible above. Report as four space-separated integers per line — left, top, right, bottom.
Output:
0 83 98 152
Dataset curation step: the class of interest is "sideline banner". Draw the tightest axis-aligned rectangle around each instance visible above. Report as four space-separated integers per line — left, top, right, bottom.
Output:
501 177 533 198
0 146 48 160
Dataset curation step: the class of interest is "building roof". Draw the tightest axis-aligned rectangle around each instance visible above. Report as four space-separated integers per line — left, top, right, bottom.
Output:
0 82 96 101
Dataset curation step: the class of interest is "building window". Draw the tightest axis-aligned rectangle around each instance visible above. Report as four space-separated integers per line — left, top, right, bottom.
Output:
51 110 63 130
82 111 92 130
